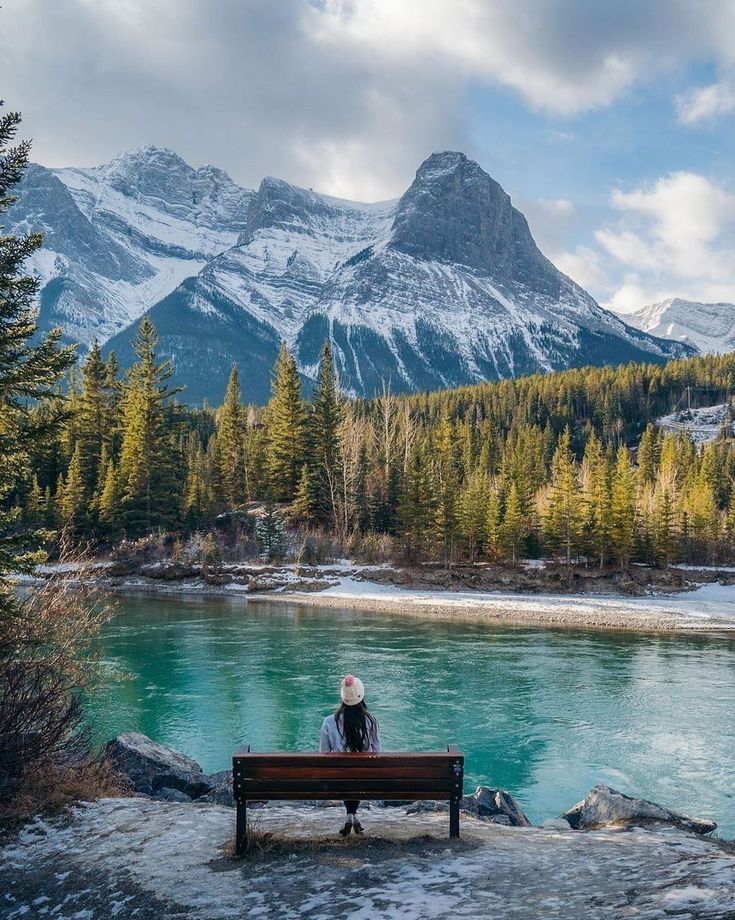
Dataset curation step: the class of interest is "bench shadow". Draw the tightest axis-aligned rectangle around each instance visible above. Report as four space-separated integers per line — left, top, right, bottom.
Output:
210 828 479 872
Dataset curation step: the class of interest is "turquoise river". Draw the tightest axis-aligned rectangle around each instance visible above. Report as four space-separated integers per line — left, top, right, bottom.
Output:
89 594 735 836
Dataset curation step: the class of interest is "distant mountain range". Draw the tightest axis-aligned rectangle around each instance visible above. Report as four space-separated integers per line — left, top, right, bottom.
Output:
8 146 690 404
626 298 735 355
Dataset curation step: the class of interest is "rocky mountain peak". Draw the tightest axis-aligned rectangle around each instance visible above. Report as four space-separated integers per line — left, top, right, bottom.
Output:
93 145 252 232
102 145 194 198
389 151 559 296
628 297 735 355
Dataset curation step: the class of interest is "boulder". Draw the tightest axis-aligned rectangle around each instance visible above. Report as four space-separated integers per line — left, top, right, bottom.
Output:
196 770 235 807
151 768 212 799
405 801 448 815
104 732 204 796
460 786 532 827
560 785 716 835
154 787 191 803
543 818 572 831
406 787 531 827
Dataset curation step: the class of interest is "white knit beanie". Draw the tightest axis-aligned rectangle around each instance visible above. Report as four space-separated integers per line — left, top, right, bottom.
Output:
340 674 365 706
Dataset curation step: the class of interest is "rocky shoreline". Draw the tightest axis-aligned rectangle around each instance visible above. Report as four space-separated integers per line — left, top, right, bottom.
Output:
24 558 735 633
3 732 734 919
102 732 721 837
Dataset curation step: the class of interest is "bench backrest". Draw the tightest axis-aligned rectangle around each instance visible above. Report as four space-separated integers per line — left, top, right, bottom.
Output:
233 748 464 802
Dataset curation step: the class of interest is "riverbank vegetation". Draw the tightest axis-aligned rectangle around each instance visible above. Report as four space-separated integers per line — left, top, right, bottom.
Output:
12 332 735 570
0 105 113 818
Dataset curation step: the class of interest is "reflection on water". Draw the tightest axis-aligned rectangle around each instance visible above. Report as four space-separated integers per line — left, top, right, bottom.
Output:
89 594 735 834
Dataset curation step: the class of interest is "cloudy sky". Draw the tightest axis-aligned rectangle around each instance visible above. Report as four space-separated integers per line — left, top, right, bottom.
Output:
1 0 734 312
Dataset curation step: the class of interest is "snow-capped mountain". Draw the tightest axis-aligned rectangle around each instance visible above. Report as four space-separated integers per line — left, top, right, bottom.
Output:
626 298 735 355
9 147 689 404
7 146 253 346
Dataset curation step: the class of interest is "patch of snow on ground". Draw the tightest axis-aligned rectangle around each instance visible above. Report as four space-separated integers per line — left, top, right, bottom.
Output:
2 798 735 919
307 576 735 625
657 404 735 444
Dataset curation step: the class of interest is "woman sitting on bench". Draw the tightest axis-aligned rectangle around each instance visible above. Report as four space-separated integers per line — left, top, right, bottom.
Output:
320 674 381 836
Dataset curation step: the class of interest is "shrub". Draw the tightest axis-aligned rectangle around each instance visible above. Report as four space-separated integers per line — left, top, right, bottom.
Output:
0 558 113 812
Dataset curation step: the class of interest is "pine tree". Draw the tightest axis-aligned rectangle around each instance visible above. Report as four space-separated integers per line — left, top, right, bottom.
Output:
581 433 613 567
104 352 123 459
433 415 458 567
59 443 86 535
611 446 637 569
25 475 44 529
265 344 306 502
311 342 341 523
116 317 182 536
500 482 524 563
545 427 582 565
256 495 287 561
637 424 660 487
397 446 433 561
215 364 246 508
654 487 678 567
77 340 113 500
486 486 502 562
98 458 122 532
457 468 489 561
0 104 75 578
291 464 317 524
184 434 210 528
40 485 54 529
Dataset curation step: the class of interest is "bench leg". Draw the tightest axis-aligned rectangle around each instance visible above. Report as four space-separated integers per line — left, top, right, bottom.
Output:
236 801 248 856
449 797 460 839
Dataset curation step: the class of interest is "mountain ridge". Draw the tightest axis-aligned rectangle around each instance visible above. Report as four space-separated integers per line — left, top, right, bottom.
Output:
626 298 735 355
8 146 690 403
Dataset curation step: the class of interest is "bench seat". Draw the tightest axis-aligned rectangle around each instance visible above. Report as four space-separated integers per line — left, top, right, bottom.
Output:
232 745 464 854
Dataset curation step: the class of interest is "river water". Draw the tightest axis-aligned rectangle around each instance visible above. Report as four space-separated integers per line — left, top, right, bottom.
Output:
89 594 735 835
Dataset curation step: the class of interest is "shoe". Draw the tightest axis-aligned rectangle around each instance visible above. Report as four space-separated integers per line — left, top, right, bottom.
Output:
339 818 353 837
352 820 364 835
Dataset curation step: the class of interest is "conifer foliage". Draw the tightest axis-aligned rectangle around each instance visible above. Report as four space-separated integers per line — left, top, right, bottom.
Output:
116 317 182 537
0 103 99 799
8 297 735 570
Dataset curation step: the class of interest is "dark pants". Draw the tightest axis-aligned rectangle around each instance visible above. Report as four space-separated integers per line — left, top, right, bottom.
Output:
344 800 360 815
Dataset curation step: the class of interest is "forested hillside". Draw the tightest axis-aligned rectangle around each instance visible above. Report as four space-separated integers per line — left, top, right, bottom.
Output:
14 321 735 568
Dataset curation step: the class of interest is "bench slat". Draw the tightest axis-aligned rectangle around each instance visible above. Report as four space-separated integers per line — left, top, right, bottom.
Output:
243 790 450 801
233 753 459 764
239 779 454 794
238 765 453 781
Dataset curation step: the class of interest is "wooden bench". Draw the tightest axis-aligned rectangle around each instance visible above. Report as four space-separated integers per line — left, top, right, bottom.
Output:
232 744 465 855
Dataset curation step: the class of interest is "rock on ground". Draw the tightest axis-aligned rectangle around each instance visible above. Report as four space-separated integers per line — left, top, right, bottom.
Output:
561 784 717 835
408 785 531 827
462 786 532 826
2 797 734 919
104 732 205 796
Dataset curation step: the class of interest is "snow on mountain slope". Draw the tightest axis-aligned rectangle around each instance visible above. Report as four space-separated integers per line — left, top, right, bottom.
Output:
10 146 690 404
627 298 735 355
106 151 690 403
8 146 253 346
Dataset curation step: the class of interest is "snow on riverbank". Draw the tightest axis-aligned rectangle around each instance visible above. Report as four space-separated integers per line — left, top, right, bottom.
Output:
293 576 735 629
18 559 735 631
3 798 735 919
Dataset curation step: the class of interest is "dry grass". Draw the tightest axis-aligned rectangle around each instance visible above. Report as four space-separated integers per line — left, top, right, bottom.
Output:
230 816 474 863
0 756 127 836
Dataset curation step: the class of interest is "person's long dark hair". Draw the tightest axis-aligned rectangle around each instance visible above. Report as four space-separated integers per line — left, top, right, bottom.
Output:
336 700 378 752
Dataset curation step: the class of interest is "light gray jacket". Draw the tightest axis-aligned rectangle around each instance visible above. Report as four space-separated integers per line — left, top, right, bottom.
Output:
320 713 381 753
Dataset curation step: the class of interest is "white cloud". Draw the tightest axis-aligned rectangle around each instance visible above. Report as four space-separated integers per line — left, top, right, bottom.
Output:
597 172 735 311
554 246 609 292
310 0 735 117
1 1 735 199
676 77 735 124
